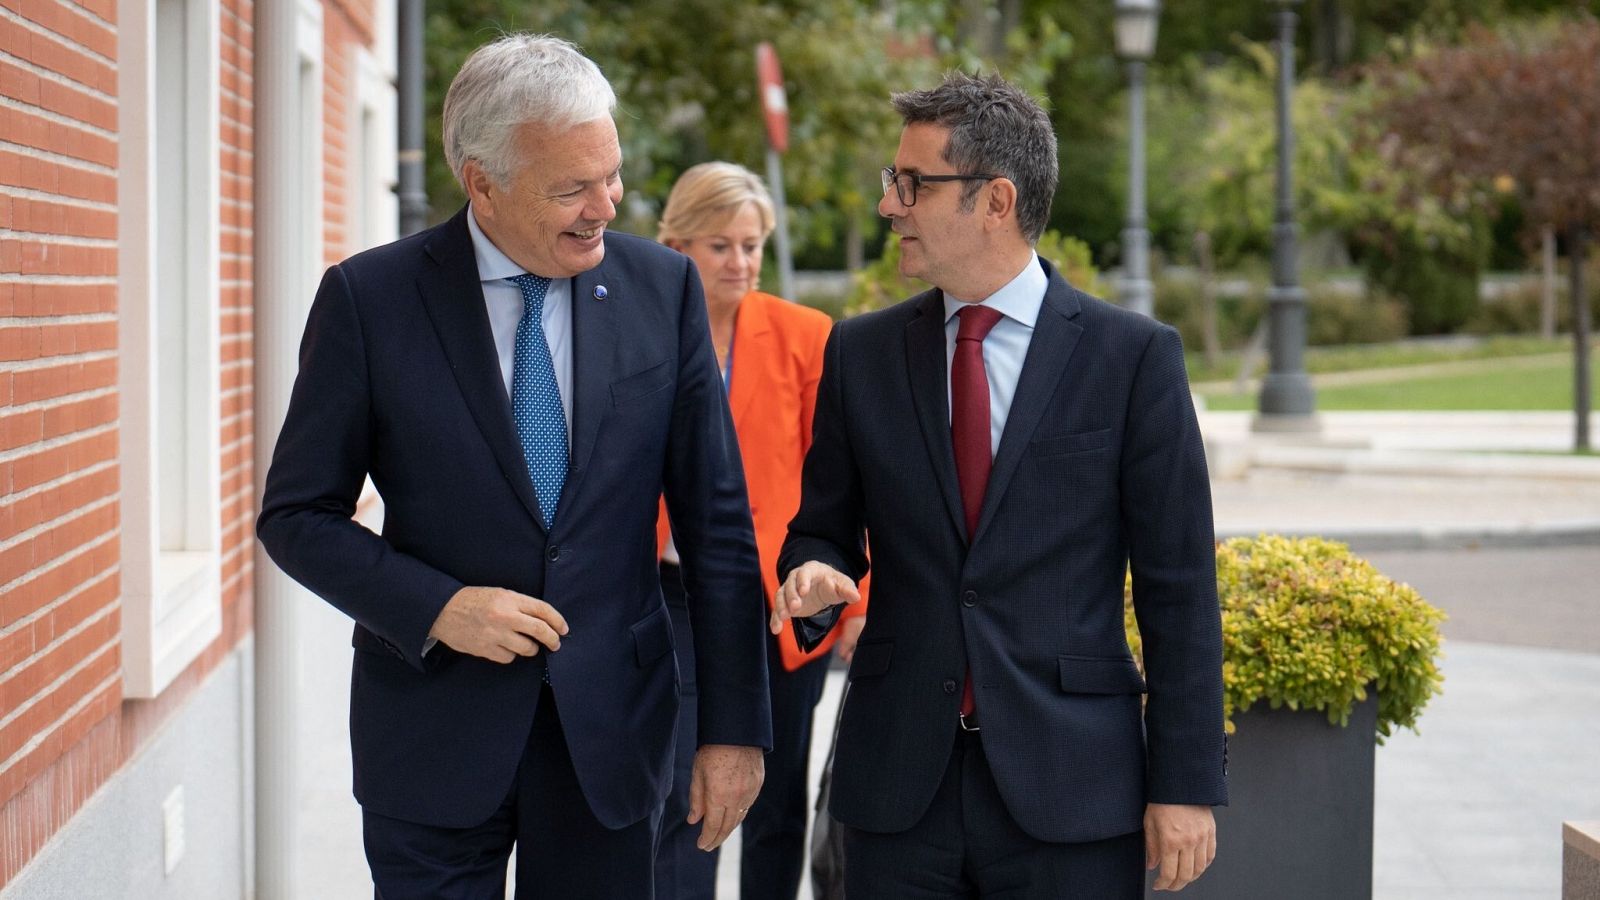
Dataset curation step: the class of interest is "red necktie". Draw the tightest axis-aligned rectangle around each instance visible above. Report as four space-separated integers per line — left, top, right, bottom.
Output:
951 304 1003 718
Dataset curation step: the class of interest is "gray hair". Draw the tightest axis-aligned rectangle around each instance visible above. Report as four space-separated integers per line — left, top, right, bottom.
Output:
442 33 617 189
890 72 1058 244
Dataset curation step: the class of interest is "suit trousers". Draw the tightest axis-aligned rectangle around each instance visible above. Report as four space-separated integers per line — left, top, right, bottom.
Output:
842 730 1144 899
362 683 661 899
656 563 832 900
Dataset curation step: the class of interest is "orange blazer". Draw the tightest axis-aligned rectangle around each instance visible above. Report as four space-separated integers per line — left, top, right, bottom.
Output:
658 292 867 670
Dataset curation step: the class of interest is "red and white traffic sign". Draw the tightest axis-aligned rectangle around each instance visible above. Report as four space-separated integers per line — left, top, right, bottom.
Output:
755 41 789 153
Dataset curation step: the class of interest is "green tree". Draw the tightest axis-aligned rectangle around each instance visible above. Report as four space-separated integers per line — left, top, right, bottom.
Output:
1147 44 1355 268
425 0 940 263
1367 14 1600 447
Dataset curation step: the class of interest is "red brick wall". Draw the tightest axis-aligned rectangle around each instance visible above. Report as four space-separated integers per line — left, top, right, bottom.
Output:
0 0 386 884
0 0 128 882
0 0 258 885
323 0 375 263
217 0 256 670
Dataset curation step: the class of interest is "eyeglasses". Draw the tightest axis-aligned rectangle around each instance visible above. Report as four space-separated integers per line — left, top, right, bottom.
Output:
881 166 1000 208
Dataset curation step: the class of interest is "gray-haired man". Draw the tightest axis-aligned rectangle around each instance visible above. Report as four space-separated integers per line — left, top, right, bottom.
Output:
258 34 770 896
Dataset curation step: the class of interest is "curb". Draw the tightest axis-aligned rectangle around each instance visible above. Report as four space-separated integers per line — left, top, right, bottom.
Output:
1217 519 1600 552
1241 445 1600 482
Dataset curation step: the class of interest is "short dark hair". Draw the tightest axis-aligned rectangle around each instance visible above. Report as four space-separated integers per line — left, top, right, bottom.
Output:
890 72 1058 243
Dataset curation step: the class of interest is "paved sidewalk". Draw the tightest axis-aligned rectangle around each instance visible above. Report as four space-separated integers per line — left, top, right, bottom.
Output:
289 411 1600 898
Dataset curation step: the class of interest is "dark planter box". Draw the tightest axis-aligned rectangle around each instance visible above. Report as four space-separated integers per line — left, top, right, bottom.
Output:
1147 692 1378 899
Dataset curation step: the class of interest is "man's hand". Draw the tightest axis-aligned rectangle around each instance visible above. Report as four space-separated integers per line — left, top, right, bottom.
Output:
427 586 569 663
686 744 764 851
1145 803 1216 891
835 615 866 664
770 561 860 635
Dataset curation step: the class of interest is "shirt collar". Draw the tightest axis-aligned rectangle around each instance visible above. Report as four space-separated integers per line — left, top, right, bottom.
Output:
466 203 534 282
942 252 1046 329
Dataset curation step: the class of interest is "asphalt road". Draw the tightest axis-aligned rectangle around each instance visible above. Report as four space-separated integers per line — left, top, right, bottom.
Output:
1363 544 1600 655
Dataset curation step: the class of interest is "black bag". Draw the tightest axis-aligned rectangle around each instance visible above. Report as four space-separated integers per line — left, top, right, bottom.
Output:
810 684 849 899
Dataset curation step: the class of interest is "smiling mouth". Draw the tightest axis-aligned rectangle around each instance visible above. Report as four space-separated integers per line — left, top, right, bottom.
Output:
568 227 603 240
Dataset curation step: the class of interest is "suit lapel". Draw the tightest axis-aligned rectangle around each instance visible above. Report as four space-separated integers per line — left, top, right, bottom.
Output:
727 294 772 432
564 258 619 504
905 291 967 541
973 265 1083 545
416 208 546 530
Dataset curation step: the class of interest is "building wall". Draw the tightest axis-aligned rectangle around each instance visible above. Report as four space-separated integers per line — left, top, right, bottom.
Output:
1 0 137 883
1 644 252 899
0 0 387 890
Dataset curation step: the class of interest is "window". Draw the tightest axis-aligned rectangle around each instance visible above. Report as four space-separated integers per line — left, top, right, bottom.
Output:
117 0 222 698
352 35 398 253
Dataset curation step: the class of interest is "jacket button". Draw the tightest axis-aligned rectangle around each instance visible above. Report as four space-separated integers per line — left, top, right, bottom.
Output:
961 590 977 608
943 679 958 694
547 546 561 562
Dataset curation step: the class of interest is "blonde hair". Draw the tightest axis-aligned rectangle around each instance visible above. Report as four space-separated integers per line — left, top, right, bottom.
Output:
657 162 777 244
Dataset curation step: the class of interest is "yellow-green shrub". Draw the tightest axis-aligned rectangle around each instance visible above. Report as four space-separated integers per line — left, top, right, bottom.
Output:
1124 535 1445 741
846 231 1100 317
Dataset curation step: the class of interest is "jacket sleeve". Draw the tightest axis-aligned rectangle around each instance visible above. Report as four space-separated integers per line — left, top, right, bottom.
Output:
780 322 870 653
1121 324 1228 807
256 264 463 672
661 260 773 750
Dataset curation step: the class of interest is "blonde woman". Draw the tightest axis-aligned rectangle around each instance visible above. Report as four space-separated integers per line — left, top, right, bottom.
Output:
654 162 868 900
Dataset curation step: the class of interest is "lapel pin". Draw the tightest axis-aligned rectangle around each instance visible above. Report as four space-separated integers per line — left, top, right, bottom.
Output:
593 284 608 300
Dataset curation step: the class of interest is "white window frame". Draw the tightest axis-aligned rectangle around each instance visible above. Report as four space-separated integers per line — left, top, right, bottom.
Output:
297 0 325 304
117 0 222 698
352 17 397 254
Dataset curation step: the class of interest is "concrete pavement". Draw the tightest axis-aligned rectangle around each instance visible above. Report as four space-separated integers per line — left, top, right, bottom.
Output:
288 411 1600 898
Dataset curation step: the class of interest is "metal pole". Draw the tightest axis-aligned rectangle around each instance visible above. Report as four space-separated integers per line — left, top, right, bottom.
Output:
1254 0 1318 431
396 0 429 235
1120 59 1154 318
1572 226 1592 452
766 147 795 301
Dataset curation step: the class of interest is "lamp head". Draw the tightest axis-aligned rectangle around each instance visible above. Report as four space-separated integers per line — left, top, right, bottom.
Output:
1113 0 1160 61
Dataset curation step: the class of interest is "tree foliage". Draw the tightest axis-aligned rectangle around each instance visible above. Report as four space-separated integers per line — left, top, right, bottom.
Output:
846 231 1100 316
1368 15 1600 240
1147 43 1356 268
424 0 942 255
418 1 1590 274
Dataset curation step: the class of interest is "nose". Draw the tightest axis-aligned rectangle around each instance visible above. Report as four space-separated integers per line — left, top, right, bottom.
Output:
878 187 905 219
589 181 619 223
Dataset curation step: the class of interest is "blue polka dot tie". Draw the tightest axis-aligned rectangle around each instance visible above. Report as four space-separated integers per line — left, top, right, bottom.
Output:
509 274 567 529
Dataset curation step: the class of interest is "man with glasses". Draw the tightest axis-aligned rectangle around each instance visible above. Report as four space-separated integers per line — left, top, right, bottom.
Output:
774 72 1226 896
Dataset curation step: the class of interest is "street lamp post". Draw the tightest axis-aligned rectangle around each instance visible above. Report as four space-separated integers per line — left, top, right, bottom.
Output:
396 0 428 236
1254 0 1319 431
1114 0 1159 318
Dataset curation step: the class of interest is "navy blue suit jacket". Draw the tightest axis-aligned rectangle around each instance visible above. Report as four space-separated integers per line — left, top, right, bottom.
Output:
258 208 771 830
781 259 1226 843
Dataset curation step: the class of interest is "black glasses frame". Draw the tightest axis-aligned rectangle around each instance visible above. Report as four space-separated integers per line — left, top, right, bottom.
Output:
881 166 1000 207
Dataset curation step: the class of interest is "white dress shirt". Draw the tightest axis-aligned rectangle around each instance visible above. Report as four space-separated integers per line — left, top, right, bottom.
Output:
424 210 577 657
942 253 1047 455
467 205 575 442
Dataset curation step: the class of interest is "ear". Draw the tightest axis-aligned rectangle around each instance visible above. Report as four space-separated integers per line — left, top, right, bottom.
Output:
462 159 497 218
663 238 687 252
984 177 1018 232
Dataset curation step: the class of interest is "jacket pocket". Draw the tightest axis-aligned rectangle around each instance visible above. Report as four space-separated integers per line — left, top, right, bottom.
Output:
1029 428 1111 458
611 360 673 406
848 639 893 680
632 604 675 666
1058 655 1147 694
